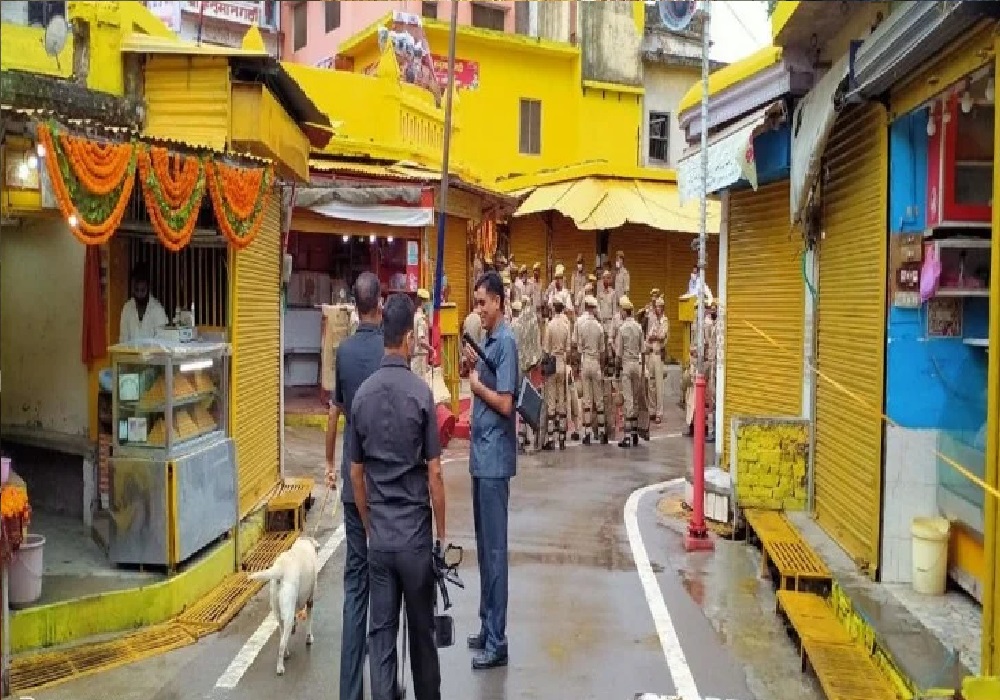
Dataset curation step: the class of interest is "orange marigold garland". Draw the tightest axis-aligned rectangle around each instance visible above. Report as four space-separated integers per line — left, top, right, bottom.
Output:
37 122 137 246
58 131 134 196
138 146 207 252
206 159 274 251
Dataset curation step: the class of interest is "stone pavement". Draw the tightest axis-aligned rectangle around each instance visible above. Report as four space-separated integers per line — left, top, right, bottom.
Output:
25 418 825 700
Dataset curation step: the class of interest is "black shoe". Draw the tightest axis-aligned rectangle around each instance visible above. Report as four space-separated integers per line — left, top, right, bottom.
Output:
542 442 555 451
618 437 631 448
641 429 650 442
683 425 694 438
632 433 639 447
467 633 485 651
558 440 566 451
472 649 509 670
570 432 580 441
582 434 592 446
706 433 716 444
600 432 608 445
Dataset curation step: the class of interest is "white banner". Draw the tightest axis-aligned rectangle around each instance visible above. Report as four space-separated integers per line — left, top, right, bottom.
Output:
677 119 758 204
181 1 263 27
307 202 434 228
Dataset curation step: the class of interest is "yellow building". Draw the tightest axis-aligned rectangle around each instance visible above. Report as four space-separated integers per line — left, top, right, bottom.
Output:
1 1 327 656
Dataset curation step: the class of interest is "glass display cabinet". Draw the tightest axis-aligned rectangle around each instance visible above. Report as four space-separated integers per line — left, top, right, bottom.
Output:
107 340 237 568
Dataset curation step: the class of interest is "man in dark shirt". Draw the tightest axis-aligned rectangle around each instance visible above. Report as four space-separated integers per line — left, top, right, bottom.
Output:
326 272 384 700
461 271 518 670
349 293 447 700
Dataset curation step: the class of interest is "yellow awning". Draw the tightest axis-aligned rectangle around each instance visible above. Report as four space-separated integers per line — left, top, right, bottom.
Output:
515 178 720 235
678 46 783 116
120 33 271 58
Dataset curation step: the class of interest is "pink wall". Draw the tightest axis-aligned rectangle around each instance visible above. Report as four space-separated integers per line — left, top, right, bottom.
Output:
282 1 517 66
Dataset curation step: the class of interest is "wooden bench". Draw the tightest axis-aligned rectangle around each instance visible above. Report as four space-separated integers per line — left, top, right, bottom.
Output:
265 477 314 532
744 509 832 595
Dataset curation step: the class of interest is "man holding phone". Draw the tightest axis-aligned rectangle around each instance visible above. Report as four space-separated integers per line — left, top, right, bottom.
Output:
461 270 518 670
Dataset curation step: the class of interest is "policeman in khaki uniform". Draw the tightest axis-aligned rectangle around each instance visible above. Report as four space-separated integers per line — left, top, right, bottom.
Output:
614 250 630 299
577 295 607 445
514 264 529 303
570 253 588 303
547 264 573 311
542 296 572 450
529 262 544 315
645 296 668 423
615 296 644 448
597 269 617 343
412 288 432 384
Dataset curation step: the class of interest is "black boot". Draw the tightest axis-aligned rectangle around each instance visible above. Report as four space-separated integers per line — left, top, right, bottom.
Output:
641 428 650 441
600 430 608 445
632 431 639 447
582 432 592 446
618 435 632 448
558 433 567 450
542 441 555 451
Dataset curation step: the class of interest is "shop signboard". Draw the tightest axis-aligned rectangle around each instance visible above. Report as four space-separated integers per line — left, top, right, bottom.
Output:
430 55 480 90
406 240 420 292
181 1 263 27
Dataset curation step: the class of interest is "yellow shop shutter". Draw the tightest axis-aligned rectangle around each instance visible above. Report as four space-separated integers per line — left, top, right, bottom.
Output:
813 103 888 577
510 213 548 288
429 216 470 322
723 181 806 468
550 213 596 276
609 225 718 363
232 186 281 517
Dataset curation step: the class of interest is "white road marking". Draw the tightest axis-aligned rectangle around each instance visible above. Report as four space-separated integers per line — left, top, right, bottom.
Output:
625 478 702 700
214 524 346 690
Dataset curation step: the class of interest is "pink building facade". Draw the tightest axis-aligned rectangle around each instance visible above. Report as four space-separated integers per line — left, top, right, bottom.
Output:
281 1 518 66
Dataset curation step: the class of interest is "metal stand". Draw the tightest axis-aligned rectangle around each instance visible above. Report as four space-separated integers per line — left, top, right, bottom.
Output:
2 565 11 697
685 0 715 553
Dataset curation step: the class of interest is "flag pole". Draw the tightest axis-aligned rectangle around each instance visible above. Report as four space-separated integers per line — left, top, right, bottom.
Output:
430 1 460 357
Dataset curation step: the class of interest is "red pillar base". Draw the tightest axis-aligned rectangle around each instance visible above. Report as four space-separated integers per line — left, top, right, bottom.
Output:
684 529 716 552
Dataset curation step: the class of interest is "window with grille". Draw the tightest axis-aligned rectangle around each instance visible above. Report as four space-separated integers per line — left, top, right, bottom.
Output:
648 111 670 163
26 1 65 27
422 2 438 19
471 3 505 31
325 1 341 33
519 99 542 155
293 2 307 50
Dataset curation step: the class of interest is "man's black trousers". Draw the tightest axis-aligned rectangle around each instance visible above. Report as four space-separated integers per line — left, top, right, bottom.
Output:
368 547 441 700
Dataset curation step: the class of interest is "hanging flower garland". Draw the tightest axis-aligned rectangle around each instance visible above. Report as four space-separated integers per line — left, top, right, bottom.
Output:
37 122 137 246
206 160 274 251
137 146 207 252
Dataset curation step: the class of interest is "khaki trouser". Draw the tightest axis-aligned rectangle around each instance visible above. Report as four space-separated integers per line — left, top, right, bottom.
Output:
412 354 430 385
568 372 582 432
684 364 715 435
646 349 663 419
622 360 643 436
580 357 604 436
545 357 567 442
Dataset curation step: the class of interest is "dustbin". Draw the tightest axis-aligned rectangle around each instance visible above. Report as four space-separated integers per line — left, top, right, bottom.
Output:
911 517 949 596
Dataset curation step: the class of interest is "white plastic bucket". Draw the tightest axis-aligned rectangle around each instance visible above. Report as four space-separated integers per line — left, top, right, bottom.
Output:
9 533 45 607
911 517 950 596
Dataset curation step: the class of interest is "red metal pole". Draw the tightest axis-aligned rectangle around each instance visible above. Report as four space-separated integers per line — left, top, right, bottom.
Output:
685 374 714 551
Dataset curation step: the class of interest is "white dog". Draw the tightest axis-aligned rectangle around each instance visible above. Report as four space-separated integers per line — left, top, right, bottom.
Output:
249 536 320 675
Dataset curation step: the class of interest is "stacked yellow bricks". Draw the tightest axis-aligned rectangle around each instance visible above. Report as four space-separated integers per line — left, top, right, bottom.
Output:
734 419 809 511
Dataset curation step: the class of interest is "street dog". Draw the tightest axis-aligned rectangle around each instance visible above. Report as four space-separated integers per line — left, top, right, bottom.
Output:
248 536 320 675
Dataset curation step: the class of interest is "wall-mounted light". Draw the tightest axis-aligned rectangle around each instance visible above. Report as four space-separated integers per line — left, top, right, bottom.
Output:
68 214 79 228
387 236 394 243
36 143 46 158
960 88 974 114
369 234 376 243
342 234 349 243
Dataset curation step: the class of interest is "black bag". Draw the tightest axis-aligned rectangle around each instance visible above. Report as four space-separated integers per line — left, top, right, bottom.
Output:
516 377 544 432
540 353 556 377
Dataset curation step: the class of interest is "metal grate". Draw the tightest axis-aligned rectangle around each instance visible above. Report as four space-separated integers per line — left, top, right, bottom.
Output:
176 573 263 636
242 531 298 573
803 639 897 700
767 540 831 585
9 623 196 695
128 237 229 328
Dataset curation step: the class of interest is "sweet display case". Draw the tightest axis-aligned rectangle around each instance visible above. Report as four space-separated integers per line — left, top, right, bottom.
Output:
108 341 237 568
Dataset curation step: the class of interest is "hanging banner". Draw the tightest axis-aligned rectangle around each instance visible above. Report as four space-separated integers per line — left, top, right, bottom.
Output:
406 240 420 293
430 55 480 90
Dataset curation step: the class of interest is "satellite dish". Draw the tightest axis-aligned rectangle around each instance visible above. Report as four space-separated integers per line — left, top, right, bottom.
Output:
658 0 698 31
43 14 69 58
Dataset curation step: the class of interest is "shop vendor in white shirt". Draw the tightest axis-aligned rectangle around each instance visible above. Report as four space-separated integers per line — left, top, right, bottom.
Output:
119 264 169 343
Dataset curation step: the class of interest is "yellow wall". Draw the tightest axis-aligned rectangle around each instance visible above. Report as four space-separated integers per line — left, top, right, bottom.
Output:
1 1 177 96
333 17 645 184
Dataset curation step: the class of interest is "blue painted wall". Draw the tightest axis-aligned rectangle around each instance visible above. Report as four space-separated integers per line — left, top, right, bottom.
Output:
885 109 990 431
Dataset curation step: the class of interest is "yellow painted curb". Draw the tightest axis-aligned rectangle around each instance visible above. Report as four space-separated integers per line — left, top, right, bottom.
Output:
284 412 345 430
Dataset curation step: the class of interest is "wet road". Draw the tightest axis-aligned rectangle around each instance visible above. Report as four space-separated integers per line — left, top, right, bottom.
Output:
27 421 822 700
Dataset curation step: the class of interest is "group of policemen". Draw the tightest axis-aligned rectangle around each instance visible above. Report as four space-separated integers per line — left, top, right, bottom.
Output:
464 250 679 450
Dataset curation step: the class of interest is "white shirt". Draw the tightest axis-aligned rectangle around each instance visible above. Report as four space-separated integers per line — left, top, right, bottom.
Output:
119 296 169 343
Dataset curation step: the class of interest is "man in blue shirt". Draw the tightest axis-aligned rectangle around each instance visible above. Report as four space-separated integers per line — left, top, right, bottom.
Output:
326 272 384 700
461 270 518 670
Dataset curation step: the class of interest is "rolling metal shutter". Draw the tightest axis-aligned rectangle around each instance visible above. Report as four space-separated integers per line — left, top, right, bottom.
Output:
549 213 596 278
430 216 470 322
813 103 888 577
723 181 805 467
232 186 282 516
510 213 548 288
609 225 718 363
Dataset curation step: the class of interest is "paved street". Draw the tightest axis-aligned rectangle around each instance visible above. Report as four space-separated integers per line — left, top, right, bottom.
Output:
25 419 822 700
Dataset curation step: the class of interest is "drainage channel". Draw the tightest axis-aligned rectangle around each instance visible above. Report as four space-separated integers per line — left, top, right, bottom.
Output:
9 530 298 696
